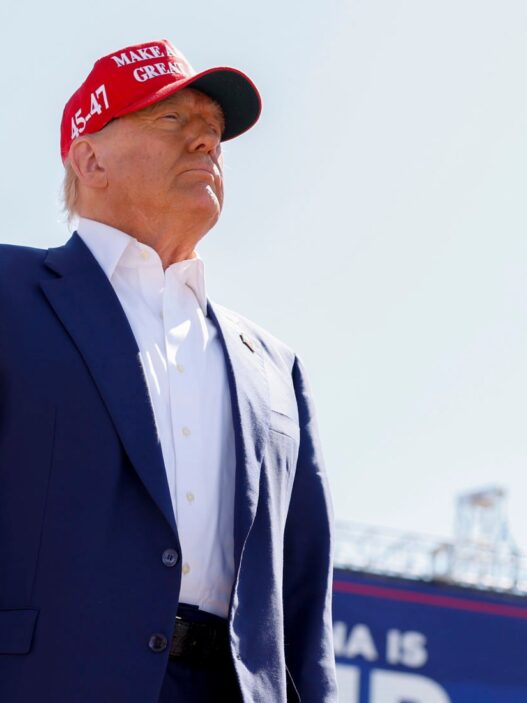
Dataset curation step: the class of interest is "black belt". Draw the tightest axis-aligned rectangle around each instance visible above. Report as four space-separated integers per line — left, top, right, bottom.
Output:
169 603 231 664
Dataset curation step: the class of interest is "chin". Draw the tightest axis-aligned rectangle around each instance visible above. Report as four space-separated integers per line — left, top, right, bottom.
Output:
189 186 222 220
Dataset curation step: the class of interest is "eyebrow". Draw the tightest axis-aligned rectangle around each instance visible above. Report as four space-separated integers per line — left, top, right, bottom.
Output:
152 97 226 132
211 106 226 132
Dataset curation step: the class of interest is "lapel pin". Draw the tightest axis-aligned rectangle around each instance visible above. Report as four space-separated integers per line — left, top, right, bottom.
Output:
240 333 255 353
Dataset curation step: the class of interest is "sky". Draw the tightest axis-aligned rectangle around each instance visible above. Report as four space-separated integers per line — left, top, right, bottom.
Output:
2 0 527 549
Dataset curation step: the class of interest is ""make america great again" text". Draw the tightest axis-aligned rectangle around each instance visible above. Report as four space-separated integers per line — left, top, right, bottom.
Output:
110 45 187 83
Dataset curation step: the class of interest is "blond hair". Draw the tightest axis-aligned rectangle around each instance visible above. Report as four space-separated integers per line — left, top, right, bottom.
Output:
61 157 79 224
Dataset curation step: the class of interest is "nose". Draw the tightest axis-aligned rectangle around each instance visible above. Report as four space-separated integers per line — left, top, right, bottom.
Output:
187 116 222 154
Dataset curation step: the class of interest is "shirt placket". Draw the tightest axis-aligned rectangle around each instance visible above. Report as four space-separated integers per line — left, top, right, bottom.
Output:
163 270 206 602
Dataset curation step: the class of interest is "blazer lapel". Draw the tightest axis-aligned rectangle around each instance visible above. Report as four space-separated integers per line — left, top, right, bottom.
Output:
207 302 271 571
40 232 178 539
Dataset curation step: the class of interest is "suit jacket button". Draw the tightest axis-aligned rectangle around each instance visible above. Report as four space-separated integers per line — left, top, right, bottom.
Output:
162 549 179 567
149 633 168 652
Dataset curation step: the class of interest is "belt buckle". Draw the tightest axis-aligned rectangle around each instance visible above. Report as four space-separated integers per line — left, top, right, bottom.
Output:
170 617 194 659
170 617 214 664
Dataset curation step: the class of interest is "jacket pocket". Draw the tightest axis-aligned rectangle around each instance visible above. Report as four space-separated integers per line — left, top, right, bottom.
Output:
0 609 39 654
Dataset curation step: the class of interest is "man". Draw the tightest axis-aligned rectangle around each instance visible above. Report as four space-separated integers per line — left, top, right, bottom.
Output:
0 40 337 702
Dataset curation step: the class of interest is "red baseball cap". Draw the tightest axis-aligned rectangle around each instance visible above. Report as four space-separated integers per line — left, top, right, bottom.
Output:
60 39 262 162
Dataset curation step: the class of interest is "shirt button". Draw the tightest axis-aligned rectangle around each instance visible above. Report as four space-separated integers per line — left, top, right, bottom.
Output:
139 250 149 260
162 549 179 567
181 426 191 437
176 363 185 373
182 562 191 575
148 633 168 652
186 492 195 504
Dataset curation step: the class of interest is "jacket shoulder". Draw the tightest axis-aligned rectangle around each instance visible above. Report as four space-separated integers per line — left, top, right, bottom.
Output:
0 243 51 309
0 242 48 273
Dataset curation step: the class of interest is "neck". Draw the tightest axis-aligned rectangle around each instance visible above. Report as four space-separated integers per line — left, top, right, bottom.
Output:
78 209 215 268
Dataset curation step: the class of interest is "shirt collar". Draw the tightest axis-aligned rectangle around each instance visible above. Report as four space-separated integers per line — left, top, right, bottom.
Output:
76 217 208 315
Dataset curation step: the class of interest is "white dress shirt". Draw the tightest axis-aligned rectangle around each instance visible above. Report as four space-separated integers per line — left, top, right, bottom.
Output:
76 217 236 618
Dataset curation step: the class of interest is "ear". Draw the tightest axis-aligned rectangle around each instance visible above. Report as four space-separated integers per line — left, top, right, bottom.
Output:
68 136 108 190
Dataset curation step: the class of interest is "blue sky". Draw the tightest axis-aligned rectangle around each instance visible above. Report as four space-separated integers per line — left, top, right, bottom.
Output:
2 0 527 547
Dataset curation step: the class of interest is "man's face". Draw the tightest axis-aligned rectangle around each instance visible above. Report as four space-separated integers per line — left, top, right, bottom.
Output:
95 87 225 236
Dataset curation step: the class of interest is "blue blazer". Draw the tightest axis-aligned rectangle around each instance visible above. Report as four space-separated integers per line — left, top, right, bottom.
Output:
0 232 337 702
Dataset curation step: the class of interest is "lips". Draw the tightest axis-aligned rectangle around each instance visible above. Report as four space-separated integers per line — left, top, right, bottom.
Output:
180 160 217 177
184 167 215 175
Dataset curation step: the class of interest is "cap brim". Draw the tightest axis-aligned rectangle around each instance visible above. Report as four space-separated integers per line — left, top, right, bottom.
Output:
113 66 261 142
188 67 262 141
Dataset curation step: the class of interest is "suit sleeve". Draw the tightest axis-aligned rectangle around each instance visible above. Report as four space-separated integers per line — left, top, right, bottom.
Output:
283 354 338 702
